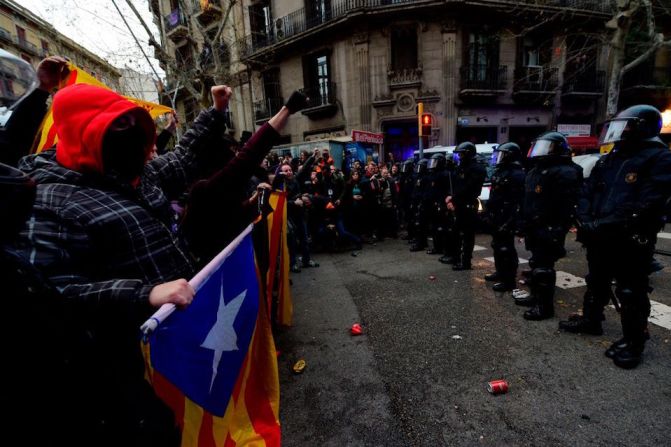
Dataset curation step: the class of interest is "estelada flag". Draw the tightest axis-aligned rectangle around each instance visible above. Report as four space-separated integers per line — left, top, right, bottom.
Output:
266 191 292 326
32 62 173 153
142 226 280 446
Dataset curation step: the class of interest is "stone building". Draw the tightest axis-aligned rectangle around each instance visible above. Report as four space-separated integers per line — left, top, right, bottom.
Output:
150 1 670 157
0 0 121 106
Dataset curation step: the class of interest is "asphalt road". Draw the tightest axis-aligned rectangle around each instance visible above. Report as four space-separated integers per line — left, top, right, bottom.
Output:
276 232 671 446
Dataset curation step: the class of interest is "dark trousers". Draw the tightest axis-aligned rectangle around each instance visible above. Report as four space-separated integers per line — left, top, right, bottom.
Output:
491 230 518 284
585 237 653 347
455 206 477 266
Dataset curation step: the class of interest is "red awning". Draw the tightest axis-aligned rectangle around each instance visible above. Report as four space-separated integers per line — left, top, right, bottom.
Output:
567 136 599 150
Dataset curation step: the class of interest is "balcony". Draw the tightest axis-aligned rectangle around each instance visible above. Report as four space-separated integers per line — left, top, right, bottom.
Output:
255 97 284 123
164 8 188 43
460 65 507 96
241 0 609 59
302 82 338 118
388 66 422 90
562 70 605 97
621 66 671 106
0 27 11 43
513 66 559 102
15 38 39 55
194 0 222 26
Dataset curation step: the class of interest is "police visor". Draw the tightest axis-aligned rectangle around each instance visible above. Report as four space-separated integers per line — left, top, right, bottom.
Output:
599 119 631 145
528 140 560 158
427 157 442 170
490 150 505 166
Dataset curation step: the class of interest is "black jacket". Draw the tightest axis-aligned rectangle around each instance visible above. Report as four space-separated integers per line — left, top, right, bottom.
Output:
451 161 487 208
487 161 525 230
577 139 671 241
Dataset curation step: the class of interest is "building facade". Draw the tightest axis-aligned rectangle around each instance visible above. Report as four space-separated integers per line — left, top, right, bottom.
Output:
0 0 121 106
149 0 254 139
150 0 670 156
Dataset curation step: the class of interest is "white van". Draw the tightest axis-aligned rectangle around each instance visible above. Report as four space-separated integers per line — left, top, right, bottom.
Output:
412 143 499 206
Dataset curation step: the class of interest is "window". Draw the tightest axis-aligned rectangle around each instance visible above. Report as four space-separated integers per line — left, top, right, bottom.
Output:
249 1 272 46
391 27 418 71
16 26 26 41
41 40 48 54
465 31 500 81
303 51 332 107
521 35 551 67
175 44 194 68
261 68 282 115
306 0 331 26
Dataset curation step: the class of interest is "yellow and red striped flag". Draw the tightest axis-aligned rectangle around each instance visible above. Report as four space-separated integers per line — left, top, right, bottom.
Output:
266 191 293 326
142 225 280 446
32 62 173 153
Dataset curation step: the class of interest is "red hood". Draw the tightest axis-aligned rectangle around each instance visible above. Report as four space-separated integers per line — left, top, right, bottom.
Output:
53 84 156 174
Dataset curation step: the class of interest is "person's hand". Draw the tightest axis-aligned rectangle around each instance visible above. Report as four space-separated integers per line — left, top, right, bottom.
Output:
294 198 304 207
257 182 271 192
335 199 341 206
313 149 320 157
285 90 309 114
149 279 195 308
165 111 178 133
36 56 69 93
211 85 232 112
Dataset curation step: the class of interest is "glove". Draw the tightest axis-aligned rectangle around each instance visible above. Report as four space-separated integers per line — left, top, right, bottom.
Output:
285 90 309 114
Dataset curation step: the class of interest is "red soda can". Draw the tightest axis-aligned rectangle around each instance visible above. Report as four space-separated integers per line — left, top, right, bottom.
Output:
487 379 509 395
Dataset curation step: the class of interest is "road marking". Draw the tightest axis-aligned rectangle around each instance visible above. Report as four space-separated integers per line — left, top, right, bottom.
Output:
484 257 528 264
610 300 671 331
657 232 671 240
555 271 587 289
473 245 487 252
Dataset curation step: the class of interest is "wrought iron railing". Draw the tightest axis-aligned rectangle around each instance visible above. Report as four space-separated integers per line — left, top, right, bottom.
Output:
562 70 605 94
622 66 671 89
0 28 11 43
304 81 337 108
460 65 507 91
241 0 609 57
16 38 38 54
254 97 284 120
513 66 559 91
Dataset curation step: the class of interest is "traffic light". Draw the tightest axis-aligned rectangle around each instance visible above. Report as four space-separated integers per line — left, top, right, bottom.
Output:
416 101 424 135
421 113 433 137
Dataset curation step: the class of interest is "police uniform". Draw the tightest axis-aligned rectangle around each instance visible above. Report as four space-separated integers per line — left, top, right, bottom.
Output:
519 132 581 320
485 143 525 291
560 105 671 369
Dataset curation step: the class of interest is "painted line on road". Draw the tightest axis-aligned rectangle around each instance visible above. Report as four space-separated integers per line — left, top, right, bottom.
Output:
657 232 671 240
610 301 671 331
473 245 487 252
483 256 528 264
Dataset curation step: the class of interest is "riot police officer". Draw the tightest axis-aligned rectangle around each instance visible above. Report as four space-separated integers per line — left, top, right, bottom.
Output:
409 158 430 251
427 153 450 255
445 142 487 270
484 142 526 291
517 132 581 320
399 158 415 236
559 105 671 369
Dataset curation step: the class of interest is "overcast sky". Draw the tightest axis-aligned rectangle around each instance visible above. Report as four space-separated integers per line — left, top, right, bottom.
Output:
20 0 163 78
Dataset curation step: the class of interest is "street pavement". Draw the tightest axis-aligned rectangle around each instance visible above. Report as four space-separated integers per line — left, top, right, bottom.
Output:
276 232 671 446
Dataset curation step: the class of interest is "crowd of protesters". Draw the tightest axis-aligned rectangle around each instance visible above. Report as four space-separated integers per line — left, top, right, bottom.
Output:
2 53 671 446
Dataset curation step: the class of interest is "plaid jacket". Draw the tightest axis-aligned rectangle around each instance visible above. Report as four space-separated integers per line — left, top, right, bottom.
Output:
15 107 227 321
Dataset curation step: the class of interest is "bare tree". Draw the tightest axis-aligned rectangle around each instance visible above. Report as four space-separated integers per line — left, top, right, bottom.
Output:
605 0 671 117
125 0 240 108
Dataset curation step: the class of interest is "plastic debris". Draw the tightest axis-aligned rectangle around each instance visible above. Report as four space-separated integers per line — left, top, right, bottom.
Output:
429 275 436 281
292 359 306 374
451 335 463 340
350 323 363 335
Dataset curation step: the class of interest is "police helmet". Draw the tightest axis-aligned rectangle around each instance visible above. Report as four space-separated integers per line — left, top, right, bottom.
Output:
0 163 35 240
415 158 429 174
0 49 39 124
599 104 663 149
528 132 570 159
453 142 476 166
400 159 414 174
491 142 522 166
428 153 446 171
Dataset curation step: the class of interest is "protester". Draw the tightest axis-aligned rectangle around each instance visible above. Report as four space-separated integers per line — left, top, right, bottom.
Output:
11 83 253 445
0 54 69 166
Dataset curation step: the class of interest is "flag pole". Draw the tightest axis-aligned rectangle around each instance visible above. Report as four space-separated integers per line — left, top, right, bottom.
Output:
140 224 254 335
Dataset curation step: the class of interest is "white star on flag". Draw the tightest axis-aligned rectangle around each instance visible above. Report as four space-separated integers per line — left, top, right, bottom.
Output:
200 277 246 394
